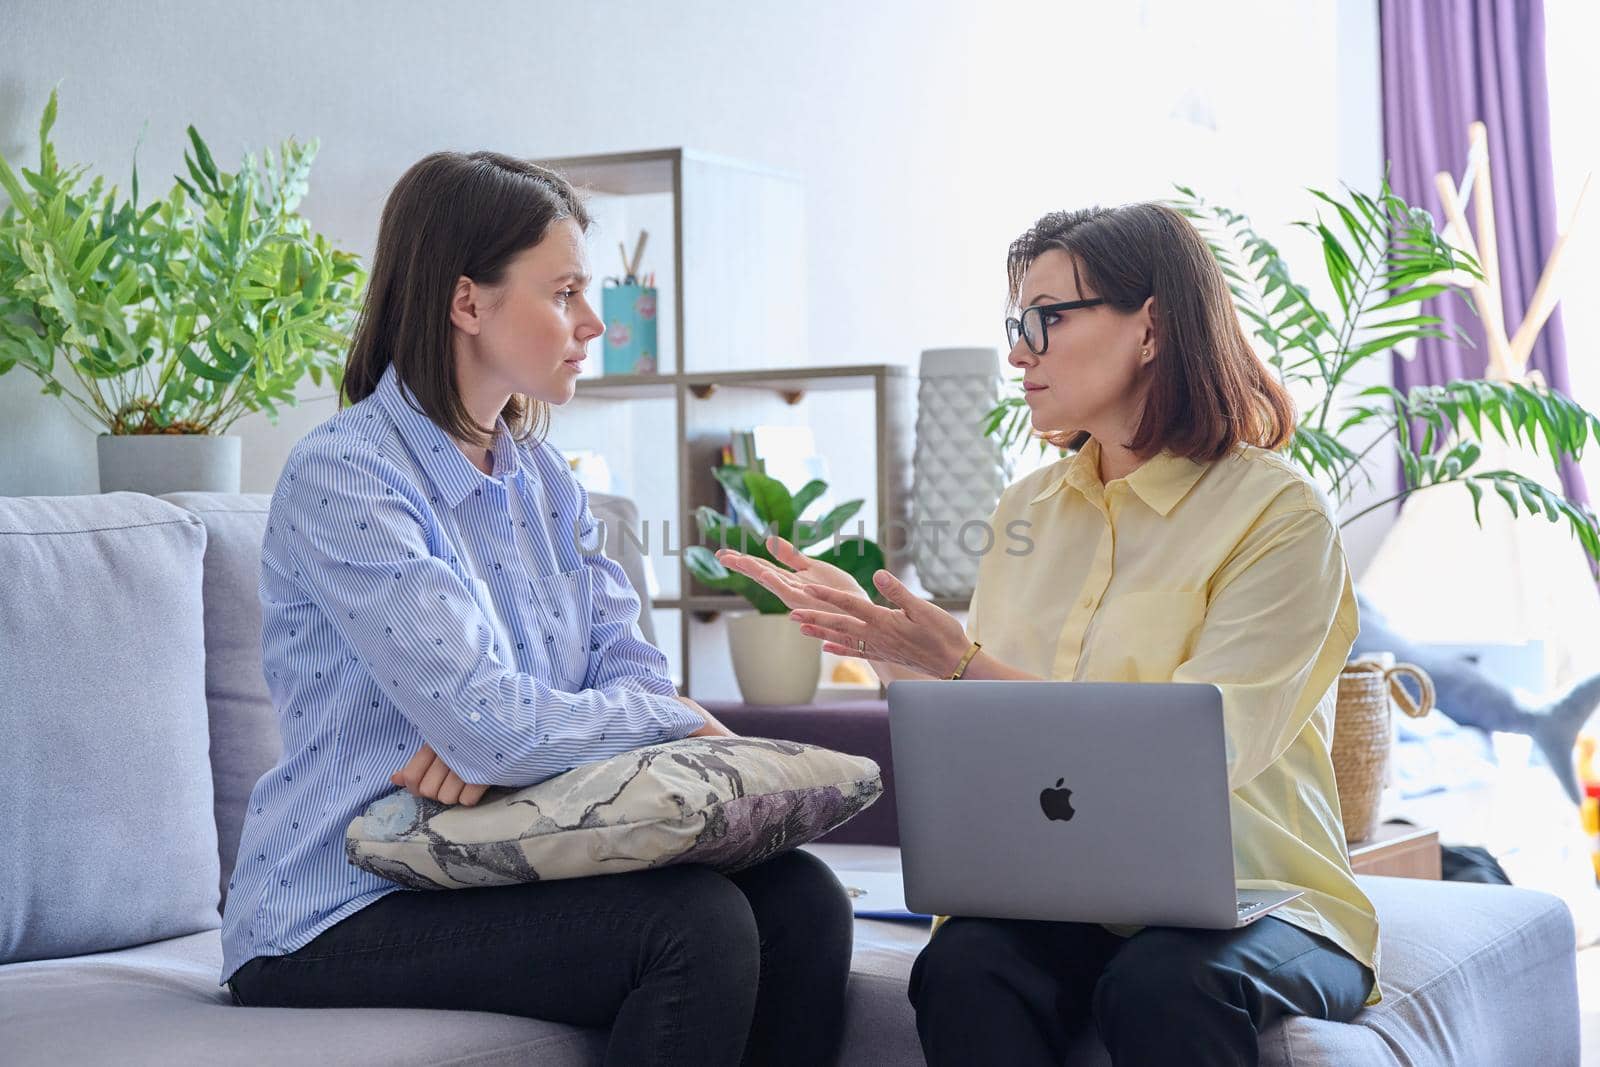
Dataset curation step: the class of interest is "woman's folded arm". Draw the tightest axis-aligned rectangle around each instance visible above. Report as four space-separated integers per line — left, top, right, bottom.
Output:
276 438 704 787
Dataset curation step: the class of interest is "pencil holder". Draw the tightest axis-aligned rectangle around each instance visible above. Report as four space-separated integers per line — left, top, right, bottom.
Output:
602 284 659 375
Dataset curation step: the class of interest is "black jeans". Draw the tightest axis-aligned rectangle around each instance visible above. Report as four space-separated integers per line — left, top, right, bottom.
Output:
909 914 1373 1067
230 849 853 1067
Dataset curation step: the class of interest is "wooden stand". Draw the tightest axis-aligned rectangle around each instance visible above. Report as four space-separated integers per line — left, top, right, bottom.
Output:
1349 822 1442 880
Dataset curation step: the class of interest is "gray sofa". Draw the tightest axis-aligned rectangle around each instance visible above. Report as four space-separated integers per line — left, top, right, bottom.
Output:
0 490 1581 1066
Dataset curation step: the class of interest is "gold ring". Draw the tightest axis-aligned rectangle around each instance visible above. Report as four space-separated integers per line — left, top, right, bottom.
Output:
856 638 866 654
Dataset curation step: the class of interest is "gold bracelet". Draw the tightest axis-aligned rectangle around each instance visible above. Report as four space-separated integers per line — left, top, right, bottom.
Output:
950 641 982 680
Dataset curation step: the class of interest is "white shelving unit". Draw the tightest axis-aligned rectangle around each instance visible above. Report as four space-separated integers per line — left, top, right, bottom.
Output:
536 149 940 697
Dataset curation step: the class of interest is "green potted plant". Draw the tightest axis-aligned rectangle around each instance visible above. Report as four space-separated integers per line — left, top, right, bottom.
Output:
0 90 364 494
984 179 1600 561
685 464 885 704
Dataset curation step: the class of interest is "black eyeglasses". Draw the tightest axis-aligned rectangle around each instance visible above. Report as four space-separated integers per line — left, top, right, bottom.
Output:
1005 299 1106 355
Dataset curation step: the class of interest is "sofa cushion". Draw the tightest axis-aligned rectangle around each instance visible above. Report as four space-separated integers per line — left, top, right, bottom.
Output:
1267 875 1579 1065
346 737 882 889
0 924 925 1067
0 493 220 963
0 930 605 1066
162 492 278 909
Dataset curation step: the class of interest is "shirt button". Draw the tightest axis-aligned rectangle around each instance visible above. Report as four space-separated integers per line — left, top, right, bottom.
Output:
470 711 481 722
1080 594 1094 608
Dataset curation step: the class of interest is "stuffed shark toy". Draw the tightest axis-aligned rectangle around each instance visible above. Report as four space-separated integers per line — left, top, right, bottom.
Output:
1353 591 1600 803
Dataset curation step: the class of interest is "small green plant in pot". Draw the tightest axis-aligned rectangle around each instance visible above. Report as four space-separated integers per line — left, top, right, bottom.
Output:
685 465 885 704
0 90 364 494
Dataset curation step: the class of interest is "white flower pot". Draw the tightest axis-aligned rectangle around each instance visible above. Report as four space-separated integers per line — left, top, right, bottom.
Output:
726 612 822 706
97 434 241 495
912 347 1014 598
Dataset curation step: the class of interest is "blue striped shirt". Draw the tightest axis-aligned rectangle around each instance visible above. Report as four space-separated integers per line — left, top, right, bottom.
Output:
219 362 702 986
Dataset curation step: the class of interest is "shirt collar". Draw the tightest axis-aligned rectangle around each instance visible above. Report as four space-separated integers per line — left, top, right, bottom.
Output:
1028 436 1209 516
374 362 522 508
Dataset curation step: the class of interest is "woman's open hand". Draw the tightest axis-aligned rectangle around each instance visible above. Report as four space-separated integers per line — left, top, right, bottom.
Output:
790 570 972 679
716 535 872 614
392 743 490 806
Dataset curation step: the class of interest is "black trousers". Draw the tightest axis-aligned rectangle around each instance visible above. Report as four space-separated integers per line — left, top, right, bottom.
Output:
909 914 1373 1067
229 849 853 1067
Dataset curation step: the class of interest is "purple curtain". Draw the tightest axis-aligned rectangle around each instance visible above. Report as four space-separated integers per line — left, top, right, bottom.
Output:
1380 0 1586 504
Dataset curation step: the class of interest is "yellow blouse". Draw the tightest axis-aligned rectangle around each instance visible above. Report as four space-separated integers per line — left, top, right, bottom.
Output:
963 437 1379 1004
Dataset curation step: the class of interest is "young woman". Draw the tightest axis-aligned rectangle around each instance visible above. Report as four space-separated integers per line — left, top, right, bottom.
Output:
718 203 1377 1066
220 152 853 1067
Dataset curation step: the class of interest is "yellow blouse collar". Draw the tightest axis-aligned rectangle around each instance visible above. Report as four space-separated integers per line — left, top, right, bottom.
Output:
1028 437 1210 516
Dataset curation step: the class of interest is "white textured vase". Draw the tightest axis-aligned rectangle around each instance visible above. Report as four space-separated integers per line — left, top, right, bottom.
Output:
97 434 242 495
911 347 1014 598
726 613 822 706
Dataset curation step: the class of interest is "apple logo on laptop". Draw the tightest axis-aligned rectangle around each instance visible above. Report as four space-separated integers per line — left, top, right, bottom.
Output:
1040 778 1075 822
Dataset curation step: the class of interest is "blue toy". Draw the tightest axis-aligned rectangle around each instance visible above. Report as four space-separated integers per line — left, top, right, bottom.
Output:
1353 591 1600 803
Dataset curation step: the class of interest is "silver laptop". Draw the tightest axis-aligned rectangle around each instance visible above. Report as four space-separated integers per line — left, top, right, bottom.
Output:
887 680 1301 928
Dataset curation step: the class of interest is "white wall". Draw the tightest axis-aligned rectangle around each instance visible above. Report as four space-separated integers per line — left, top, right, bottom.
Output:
0 0 1389 561
1546 0 1600 499
1328 0 1396 578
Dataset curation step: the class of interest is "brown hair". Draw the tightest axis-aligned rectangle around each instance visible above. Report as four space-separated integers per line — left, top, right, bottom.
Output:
1006 203 1294 461
341 151 592 447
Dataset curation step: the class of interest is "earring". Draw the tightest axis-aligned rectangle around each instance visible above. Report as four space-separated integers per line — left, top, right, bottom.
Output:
1141 345 1151 358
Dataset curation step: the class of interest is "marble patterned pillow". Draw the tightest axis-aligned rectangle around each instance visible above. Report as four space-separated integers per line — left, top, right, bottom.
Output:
345 736 882 889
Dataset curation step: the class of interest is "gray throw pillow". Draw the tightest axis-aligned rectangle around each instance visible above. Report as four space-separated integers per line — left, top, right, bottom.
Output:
345 737 881 889
161 492 277 911
0 493 219 963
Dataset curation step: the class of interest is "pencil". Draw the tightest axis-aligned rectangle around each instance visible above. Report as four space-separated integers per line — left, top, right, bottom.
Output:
629 230 649 278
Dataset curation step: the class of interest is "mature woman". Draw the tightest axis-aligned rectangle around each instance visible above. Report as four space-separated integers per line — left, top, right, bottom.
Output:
220 151 853 1067
718 203 1377 1066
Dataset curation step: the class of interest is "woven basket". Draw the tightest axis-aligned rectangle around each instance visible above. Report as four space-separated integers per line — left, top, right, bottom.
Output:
1332 656 1435 844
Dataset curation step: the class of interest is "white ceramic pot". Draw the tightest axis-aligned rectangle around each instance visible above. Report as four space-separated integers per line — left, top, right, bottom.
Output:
726 612 822 706
97 433 241 495
912 347 1014 598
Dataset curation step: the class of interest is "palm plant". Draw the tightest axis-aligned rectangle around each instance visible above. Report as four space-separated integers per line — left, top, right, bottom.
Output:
683 465 885 613
984 181 1600 562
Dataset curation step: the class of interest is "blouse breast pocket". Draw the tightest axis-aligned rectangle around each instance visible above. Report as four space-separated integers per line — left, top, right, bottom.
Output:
1081 590 1208 683
527 568 595 691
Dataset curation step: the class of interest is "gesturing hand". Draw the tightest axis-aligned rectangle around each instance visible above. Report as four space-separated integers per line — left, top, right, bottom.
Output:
715 534 871 614
391 743 490 807
788 569 972 679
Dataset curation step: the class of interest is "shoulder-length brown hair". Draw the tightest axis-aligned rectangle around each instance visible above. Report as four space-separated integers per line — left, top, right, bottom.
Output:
1006 203 1293 462
341 151 592 448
